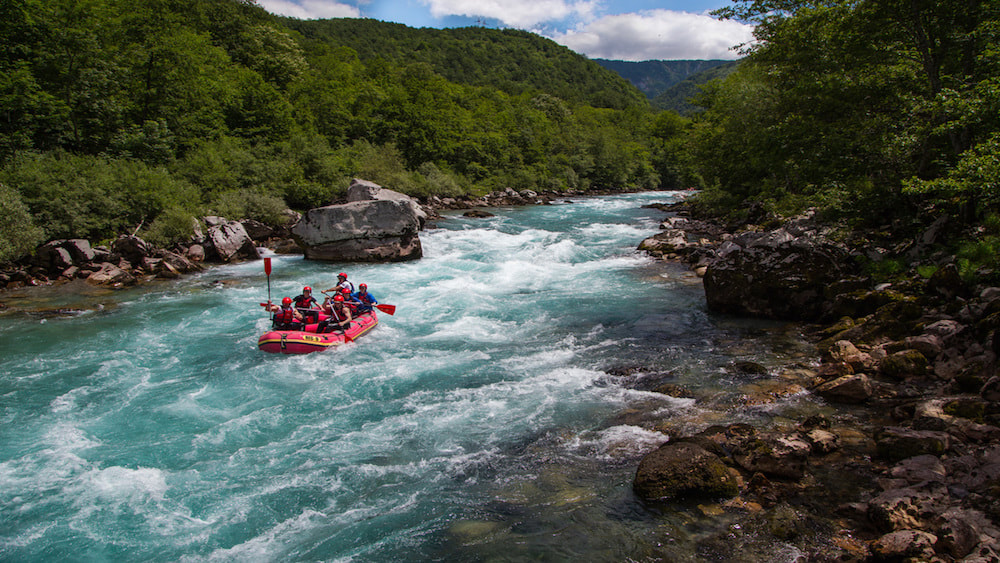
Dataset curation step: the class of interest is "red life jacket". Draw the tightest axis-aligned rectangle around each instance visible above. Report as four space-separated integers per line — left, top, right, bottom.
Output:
274 306 296 324
328 305 347 322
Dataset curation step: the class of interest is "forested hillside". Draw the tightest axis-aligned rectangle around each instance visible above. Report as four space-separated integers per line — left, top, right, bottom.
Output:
282 19 648 110
0 0 689 262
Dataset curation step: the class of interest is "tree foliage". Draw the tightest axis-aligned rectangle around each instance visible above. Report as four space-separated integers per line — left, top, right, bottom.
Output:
694 0 1000 233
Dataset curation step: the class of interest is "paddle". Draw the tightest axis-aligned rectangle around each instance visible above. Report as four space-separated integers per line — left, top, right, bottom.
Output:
375 304 396 315
263 257 272 305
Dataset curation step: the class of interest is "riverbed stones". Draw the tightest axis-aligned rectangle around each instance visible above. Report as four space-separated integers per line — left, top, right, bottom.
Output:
633 442 738 501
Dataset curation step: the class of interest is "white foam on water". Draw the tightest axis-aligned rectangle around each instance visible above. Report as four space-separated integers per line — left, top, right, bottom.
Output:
191 405 284 448
195 509 327 563
575 222 655 244
420 315 518 342
564 424 670 459
73 465 168 508
50 386 91 413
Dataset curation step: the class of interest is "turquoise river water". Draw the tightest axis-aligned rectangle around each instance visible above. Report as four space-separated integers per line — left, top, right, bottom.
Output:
0 192 821 562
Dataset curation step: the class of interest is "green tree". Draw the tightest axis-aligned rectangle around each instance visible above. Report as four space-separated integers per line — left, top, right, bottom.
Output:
0 182 44 262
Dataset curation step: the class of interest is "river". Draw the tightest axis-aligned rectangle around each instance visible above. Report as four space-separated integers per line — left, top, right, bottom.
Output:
0 191 820 561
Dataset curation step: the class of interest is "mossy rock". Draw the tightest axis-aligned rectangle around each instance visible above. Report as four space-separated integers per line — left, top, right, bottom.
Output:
634 442 739 501
943 399 986 423
879 349 930 380
867 299 925 340
953 361 989 393
766 503 802 540
875 427 949 462
829 288 908 320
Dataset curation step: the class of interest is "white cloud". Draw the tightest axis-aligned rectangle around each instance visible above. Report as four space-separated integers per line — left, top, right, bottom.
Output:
549 10 754 60
423 0 597 28
258 0 361 19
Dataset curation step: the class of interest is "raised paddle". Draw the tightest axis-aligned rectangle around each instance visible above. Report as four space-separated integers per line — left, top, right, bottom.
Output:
263 257 272 305
375 304 396 315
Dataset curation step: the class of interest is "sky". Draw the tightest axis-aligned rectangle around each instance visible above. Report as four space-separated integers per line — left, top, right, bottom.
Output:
257 0 756 61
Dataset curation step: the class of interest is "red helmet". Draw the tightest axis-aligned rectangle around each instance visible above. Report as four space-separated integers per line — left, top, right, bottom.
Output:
337 272 347 279
333 294 344 302
303 286 311 292
341 287 351 294
281 297 292 306
359 283 367 290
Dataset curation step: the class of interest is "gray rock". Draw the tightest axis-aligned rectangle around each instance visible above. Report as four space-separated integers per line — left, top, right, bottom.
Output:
346 178 428 227
86 262 136 286
291 199 423 262
905 334 944 358
935 508 982 559
638 229 689 253
804 428 840 454
111 235 153 267
63 239 96 263
889 454 947 485
186 244 205 262
732 434 811 479
207 221 259 262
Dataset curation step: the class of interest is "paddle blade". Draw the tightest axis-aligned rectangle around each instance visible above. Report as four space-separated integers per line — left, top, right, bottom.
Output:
375 304 396 315
263 257 272 276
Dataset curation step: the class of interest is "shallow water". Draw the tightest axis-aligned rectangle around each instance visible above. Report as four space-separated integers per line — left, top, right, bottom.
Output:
0 192 824 561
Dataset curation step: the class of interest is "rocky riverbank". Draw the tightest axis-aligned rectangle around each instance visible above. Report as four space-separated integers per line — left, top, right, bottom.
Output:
632 201 1000 561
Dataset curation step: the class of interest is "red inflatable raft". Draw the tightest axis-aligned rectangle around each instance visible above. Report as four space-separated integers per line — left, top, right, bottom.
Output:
258 310 379 354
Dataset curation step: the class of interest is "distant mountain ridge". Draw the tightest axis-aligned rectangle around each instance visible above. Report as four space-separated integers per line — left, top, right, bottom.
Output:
595 59 740 115
593 59 731 99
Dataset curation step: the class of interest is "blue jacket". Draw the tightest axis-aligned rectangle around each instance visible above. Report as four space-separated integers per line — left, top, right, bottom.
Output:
352 290 378 310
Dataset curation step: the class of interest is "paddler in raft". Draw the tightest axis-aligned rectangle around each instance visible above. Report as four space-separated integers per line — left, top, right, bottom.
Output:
265 297 304 330
340 287 362 315
292 286 322 323
353 283 378 314
317 293 352 333
324 272 354 295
